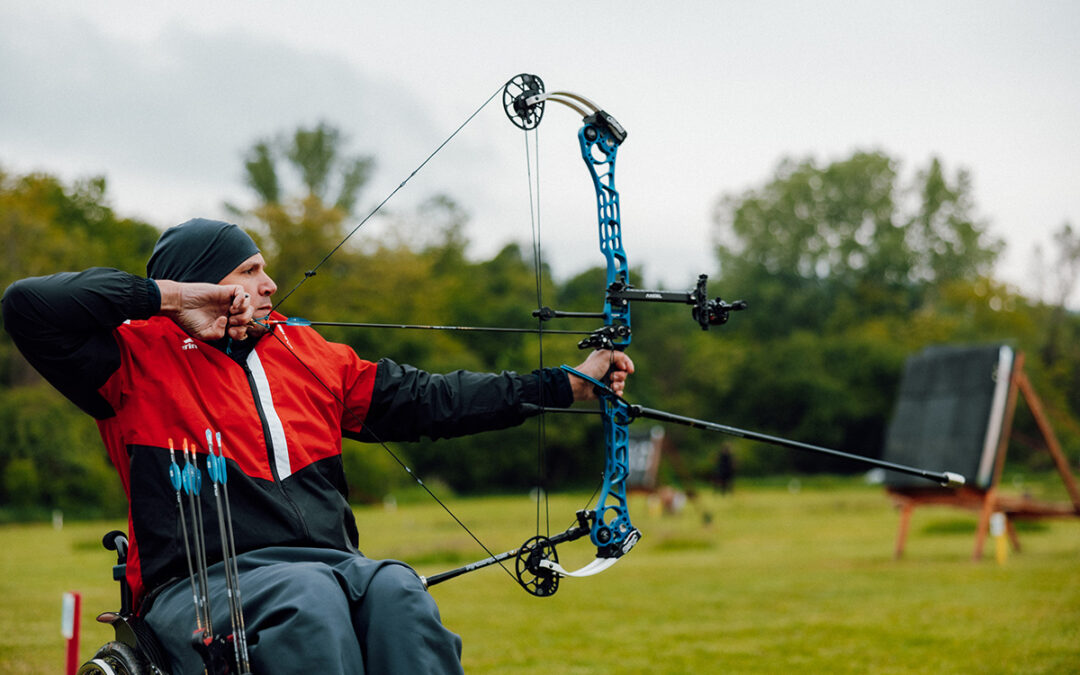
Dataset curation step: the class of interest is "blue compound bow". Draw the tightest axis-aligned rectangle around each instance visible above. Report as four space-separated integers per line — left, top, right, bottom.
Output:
419 74 751 596
260 73 962 599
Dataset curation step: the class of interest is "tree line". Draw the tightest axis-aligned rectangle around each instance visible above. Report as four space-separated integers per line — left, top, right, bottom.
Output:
1 123 1078 518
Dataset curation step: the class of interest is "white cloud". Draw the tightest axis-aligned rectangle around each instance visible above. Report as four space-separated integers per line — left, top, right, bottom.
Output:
2 1 1078 297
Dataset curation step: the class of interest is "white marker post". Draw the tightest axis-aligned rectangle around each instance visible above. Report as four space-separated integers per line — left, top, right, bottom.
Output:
61 591 81 675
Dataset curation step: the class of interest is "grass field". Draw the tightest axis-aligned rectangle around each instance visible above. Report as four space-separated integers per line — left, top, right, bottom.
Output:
2 477 1078 673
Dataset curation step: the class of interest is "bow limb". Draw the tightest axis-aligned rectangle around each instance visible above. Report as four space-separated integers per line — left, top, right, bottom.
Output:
539 557 618 578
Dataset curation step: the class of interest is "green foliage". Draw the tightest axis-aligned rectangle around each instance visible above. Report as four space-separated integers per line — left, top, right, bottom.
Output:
3 141 1080 516
341 440 415 505
0 166 152 517
713 152 1003 338
0 168 158 289
0 385 125 515
2 458 38 508
703 150 1078 476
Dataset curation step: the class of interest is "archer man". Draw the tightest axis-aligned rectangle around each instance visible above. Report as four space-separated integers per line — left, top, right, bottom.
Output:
2 217 633 674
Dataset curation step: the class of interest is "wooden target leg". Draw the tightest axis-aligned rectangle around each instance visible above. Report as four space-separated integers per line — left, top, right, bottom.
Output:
973 487 997 561
894 501 914 560
1005 516 1022 553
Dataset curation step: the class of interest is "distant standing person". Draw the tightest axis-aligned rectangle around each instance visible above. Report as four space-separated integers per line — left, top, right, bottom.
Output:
716 444 735 494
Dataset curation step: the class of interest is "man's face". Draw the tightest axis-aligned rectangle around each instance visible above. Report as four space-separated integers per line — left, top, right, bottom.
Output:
220 253 277 324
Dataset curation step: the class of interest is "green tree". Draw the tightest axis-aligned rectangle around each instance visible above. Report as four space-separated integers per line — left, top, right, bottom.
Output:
0 167 152 515
0 169 157 296
910 159 1002 284
228 122 375 314
713 152 1003 338
1031 221 1080 366
702 151 1018 475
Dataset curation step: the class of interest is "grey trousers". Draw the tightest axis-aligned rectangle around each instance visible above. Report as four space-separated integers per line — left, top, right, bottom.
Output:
143 547 464 674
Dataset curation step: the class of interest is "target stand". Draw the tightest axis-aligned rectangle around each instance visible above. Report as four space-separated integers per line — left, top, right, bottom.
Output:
882 345 1080 560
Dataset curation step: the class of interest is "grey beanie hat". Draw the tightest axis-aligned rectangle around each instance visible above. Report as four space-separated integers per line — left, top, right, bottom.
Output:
146 218 260 283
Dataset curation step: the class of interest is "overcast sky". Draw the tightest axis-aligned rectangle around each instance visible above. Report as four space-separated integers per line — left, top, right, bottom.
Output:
2 1 1078 302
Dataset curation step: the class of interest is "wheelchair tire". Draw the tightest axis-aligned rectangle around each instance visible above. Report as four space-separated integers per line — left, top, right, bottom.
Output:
77 640 165 675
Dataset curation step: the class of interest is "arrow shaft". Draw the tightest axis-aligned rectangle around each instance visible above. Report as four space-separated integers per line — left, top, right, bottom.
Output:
265 319 591 335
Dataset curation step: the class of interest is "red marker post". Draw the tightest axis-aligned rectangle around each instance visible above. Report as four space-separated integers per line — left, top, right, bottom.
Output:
61 591 81 675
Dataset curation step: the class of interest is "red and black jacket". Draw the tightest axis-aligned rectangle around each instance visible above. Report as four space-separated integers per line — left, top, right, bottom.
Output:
2 268 571 607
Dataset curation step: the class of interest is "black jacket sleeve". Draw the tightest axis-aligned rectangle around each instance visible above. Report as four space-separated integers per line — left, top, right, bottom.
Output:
353 358 574 443
1 268 160 418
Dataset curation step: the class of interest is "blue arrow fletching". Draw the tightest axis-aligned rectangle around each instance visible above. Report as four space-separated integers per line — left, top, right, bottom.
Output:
204 429 219 483
182 464 195 493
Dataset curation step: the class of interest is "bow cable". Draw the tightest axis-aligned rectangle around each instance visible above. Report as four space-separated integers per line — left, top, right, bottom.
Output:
522 122 554 548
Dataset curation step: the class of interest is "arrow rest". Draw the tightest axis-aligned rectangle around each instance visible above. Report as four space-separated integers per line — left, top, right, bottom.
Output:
577 324 632 351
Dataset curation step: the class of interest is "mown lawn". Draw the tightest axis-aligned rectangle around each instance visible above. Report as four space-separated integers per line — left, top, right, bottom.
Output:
2 478 1078 673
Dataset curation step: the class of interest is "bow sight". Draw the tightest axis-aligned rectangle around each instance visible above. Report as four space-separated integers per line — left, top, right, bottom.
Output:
606 274 749 332
534 274 749 350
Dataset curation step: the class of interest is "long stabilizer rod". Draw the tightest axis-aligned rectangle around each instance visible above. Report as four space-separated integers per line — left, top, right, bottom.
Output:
558 365 964 488
630 404 965 488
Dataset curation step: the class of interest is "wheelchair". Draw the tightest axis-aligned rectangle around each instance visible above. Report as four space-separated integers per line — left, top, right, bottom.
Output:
77 530 172 675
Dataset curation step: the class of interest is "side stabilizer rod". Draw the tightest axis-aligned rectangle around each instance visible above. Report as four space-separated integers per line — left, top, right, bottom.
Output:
420 512 592 590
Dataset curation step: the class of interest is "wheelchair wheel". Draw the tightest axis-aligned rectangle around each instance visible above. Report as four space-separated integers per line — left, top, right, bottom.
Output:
77 640 159 675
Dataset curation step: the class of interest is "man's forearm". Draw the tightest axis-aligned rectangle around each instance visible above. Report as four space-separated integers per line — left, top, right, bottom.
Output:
1 268 160 417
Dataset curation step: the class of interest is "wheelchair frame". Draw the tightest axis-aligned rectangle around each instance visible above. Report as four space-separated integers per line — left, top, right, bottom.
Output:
77 530 171 675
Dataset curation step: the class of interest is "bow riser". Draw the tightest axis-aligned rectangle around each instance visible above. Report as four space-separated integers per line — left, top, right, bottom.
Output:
578 121 631 350
575 114 640 557
593 397 635 554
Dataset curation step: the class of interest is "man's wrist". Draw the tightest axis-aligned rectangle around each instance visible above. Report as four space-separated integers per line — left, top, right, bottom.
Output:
155 280 182 314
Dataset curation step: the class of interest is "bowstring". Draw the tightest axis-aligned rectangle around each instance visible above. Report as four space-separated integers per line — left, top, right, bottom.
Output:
523 124 552 544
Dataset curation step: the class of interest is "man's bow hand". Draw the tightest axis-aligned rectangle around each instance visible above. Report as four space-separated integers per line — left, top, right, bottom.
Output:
568 349 635 402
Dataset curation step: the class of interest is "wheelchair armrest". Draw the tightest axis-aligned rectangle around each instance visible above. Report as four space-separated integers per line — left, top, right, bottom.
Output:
102 529 128 563
101 529 133 615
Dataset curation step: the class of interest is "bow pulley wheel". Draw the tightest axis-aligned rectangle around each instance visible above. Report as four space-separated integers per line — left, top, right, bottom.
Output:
514 535 560 597
503 73 545 130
